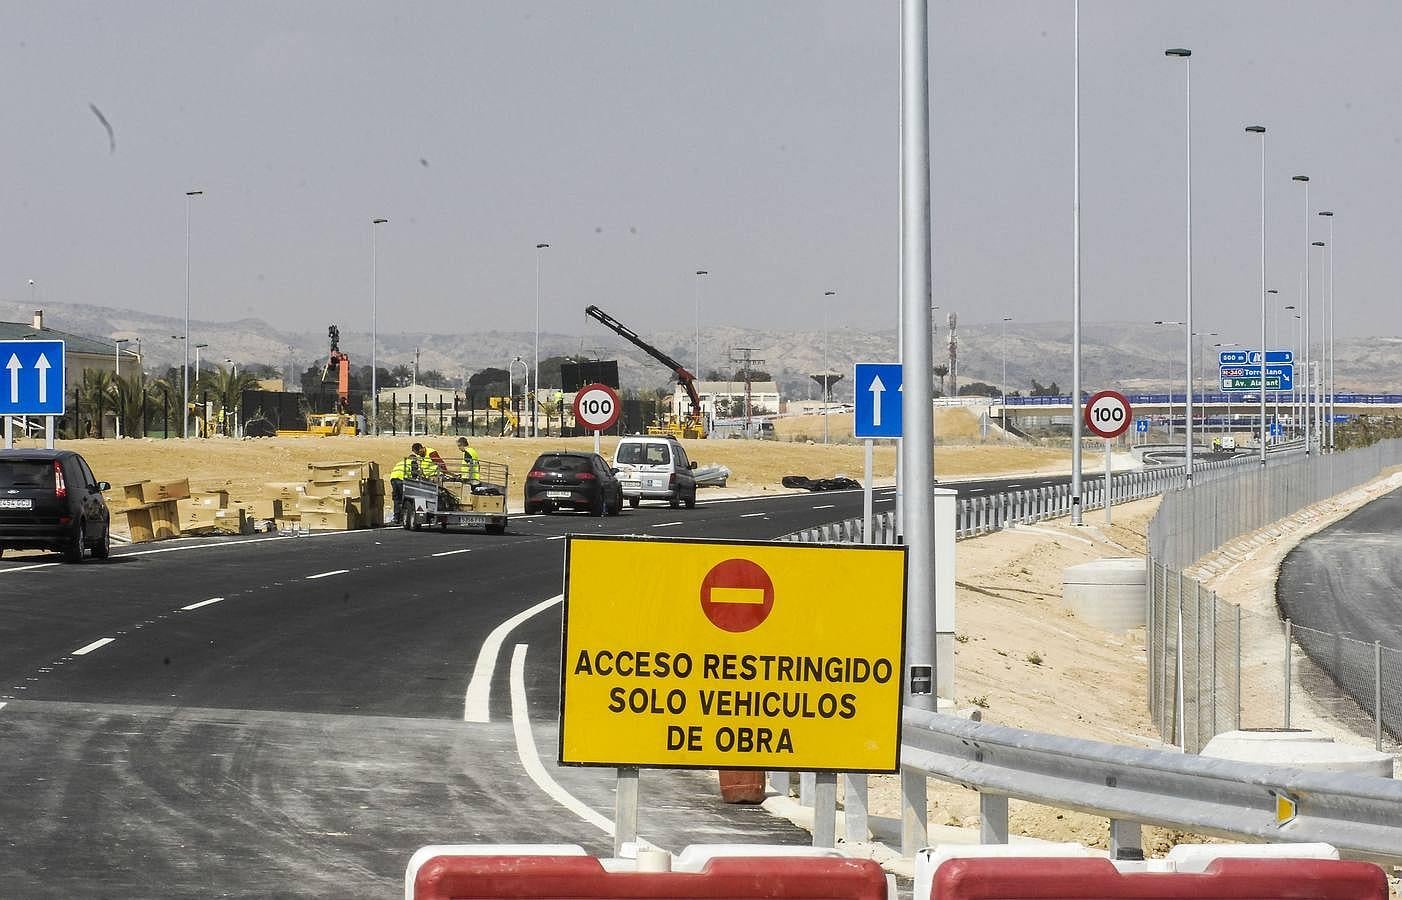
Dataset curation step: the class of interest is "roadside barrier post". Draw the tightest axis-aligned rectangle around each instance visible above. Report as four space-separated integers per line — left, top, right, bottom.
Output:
813 772 837 848
1284 618 1294 728
842 773 869 845
1375 641 1383 751
901 765 927 856
613 766 638 858
979 792 1009 844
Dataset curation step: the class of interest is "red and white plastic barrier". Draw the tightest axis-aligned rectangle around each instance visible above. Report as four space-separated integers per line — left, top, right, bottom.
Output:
927 854 1386 899
405 846 889 900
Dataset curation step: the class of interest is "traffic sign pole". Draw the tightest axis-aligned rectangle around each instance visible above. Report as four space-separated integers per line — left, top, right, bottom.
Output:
863 440 874 544
1104 438 1113 524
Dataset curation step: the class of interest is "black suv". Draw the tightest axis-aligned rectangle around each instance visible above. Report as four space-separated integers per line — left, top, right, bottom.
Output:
524 451 624 517
0 449 112 562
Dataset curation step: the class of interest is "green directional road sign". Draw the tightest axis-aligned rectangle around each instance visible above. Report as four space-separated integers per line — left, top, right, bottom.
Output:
1221 374 1288 391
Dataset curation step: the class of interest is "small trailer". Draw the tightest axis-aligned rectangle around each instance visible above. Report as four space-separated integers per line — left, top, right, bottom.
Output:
399 460 509 534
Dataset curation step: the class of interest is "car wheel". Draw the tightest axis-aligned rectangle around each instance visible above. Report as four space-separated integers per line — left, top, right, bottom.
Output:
63 519 86 563
401 502 414 530
628 496 640 509
669 494 681 509
608 489 623 516
684 490 696 510
91 523 111 559
589 493 605 517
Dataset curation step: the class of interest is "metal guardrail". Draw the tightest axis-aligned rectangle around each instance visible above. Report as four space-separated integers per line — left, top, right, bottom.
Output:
901 708 1402 864
1002 392 1402 406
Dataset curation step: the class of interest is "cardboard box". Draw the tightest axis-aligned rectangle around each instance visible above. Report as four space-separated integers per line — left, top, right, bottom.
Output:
180 506 252 535
123 499 181 543
187 490 230 509
124 479 191 507
299 508 363 531
296 494 352 514
249 499 284 520
264 482 307 502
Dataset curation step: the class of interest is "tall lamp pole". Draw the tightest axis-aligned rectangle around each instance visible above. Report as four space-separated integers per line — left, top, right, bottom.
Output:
1318 211 1335 449
1154 320 1184 440
183 189 204 439
1246 125 1267 463
1070 0 1084 523
370 217 388 435
1292 175 1311 454
532 242 550 438
1166 48 1194 481
1311 240 1327 447
823 290 836 445
114 338 130 439
694 270 708 380
1000 316 1012 439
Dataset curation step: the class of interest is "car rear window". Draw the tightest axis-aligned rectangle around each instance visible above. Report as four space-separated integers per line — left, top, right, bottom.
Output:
534 455 590 473
616 443 671 465
0 459 55 489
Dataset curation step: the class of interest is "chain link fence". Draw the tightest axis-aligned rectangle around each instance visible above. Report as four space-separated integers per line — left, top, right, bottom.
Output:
1147 439 1402 752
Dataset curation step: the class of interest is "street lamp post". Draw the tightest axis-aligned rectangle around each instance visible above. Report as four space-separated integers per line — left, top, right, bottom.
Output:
371 217 388 436
1166 48 1194 481
1246 125 1267 463
183 189 203 439
823 290 836 445
1214 342 1240 437
1193 331 1219 433
532 242 550 438
1311 240 1327 447
114 339 130 439
193 342 208 437
1154 320 1184 440
1318 211 1335 449
1292 175 1311 454
694 270 708 381
1000 316 1012 439
509 356 527 437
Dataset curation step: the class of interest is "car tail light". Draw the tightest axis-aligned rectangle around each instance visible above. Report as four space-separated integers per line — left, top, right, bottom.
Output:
528 469 546 479
578 472 595 480
668 473 677 488
54 461 66 498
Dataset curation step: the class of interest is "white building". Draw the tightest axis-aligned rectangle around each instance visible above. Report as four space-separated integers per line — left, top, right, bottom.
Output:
673 380 781 423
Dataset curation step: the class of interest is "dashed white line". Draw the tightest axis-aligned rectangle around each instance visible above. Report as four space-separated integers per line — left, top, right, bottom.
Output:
812 504 836 510
464 594 564 723
651 521 683 528
180 597 225 612
547 535 568 541
432 549 472 557
72 638 115 656
740 512 766 518
306 569 350 580
874 498 894 503
968 488 986 493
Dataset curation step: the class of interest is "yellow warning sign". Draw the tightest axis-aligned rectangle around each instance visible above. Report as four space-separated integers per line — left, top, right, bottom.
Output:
1275 791 1298 825
559 536 907 772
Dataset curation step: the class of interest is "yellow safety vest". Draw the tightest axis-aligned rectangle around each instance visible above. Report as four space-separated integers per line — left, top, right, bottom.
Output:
459 446 481 479
390 457 413 480
420 447 441 477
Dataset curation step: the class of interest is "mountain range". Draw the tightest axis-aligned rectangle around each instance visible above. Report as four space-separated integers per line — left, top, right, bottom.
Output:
2 298 1397 400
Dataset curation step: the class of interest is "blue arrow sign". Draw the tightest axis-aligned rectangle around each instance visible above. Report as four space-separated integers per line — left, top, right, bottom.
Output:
1219 349 1294 366
0 340 65 416
853 363 903 438
1269 422 1284 436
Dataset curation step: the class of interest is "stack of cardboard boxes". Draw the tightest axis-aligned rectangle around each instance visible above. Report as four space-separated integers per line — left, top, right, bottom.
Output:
179 489 256 536
289 460 385 531
121 479 189 543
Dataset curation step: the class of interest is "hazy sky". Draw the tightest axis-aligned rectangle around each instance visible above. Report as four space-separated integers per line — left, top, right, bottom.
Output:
1 2 1397 346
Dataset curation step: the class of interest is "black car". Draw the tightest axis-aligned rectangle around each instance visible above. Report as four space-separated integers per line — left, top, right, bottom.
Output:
0 449 112 562
524 451 624 517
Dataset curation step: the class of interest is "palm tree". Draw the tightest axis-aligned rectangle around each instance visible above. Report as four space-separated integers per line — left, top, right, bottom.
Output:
933 364 950 396
112 373 146 438
79 368 116 438
147 378 179 437
196 365 262 434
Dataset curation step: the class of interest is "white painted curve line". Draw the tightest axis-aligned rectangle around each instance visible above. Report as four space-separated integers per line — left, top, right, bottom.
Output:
432 549 472 557
0 562 60 575
739 512 766 518
71 638 115 656
180 597 224 612
0 702 7 712
463 593 563 723
651 521 683 528
305 569 350 580
812 504 836 510
510 643 649 844
546 535 567 541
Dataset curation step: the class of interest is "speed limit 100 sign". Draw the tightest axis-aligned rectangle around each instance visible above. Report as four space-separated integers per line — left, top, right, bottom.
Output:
573 383 621 432
1085 390 1132 439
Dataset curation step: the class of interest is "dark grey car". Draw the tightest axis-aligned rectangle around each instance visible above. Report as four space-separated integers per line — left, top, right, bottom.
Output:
0 449 112 562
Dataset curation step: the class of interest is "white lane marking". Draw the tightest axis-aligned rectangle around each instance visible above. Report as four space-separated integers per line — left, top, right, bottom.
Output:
1005 483 1024 488
0 702 6 711
968 488 985 493
812 504 836 510
119 532 340 557
0 562 61 574
432 549 472 557
547 535 567 541
651 521 683 528
463 594 564 723
180 597 224 612
874 498 894 504
72 638 115 656
510 643 660 851
306 569 349 580
740 512 766 518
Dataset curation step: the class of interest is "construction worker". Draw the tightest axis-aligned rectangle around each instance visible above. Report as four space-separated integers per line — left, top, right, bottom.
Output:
418 442 447 478
456 437 481 481
388 446 422 524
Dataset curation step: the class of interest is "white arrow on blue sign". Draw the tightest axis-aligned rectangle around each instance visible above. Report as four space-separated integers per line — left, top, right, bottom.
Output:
0 340 66 416
1219 349 1293 366
853 363 903 438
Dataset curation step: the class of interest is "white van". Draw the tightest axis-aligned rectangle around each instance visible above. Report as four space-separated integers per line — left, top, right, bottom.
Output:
613 436 698 509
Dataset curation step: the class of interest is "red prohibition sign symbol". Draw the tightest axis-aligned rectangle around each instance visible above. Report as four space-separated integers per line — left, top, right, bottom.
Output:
699 558 775 633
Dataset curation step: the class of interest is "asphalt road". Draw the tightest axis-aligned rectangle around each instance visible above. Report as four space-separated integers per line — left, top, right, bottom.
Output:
0 473 1053 896
1278 483 1402 739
